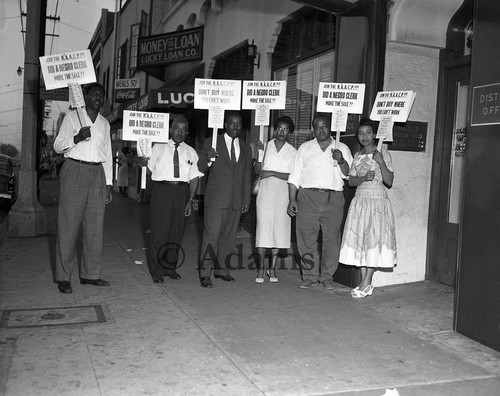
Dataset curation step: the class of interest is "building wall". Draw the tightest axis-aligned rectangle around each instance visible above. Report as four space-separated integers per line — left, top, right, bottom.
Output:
376 42 440 286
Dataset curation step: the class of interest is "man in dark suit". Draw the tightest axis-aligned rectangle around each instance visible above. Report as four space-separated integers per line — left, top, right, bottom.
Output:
197 111 252 288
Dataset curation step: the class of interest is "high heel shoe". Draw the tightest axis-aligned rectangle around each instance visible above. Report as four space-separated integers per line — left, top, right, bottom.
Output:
255 270 264 284
352 284 373 298
266 270 278 283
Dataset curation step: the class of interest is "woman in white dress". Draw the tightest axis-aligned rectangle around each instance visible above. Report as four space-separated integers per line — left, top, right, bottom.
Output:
339 118 397 298
254 116 297 283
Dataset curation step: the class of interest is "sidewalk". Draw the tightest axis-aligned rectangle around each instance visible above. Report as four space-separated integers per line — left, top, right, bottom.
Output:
0 178 499 396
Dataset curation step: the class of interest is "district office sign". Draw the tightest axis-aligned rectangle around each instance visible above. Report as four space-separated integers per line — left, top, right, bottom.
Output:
114 78 141 103
138 27 203 68
471 83 500 126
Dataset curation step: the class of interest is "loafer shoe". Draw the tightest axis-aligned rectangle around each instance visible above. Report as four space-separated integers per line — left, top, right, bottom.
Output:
80 278 110 287
152 275 164 283
165 272 181 280
214 274 235 282
57 281 72 294
322 279 335 290
200 277 213 288
299 279 317 289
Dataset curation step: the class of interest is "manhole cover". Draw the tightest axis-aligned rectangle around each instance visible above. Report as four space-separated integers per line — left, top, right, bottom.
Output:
0 305 106 329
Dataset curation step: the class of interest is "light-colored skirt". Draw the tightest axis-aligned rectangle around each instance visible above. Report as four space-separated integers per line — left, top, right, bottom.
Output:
255 176 291 248
340 187 397 268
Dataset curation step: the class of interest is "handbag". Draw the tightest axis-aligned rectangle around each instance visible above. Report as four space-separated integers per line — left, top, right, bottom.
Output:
252 142 269 195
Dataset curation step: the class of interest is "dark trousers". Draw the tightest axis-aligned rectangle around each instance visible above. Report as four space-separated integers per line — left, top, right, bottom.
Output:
148 182 189 277
199 205 241 277
296 188 345 282
55 159 106 281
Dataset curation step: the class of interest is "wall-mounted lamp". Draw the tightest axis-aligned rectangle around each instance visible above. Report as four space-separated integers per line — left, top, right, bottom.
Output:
16 66 24 76
247 40 260 69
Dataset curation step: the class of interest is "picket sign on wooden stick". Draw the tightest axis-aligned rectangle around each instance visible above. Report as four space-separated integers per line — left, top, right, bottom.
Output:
317 83 366 166
242 81 287 162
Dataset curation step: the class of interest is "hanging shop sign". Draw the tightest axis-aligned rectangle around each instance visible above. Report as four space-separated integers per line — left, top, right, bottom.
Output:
138 27 203 68
114 78 141 103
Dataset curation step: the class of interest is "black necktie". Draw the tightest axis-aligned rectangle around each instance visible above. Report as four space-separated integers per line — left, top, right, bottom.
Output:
230 138 236 167
173 143 180 178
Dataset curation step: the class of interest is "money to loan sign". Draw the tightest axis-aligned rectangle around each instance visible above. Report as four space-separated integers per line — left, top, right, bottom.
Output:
138 27 203 67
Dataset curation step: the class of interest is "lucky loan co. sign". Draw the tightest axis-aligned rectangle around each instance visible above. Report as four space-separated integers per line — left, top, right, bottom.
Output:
138 27 203 67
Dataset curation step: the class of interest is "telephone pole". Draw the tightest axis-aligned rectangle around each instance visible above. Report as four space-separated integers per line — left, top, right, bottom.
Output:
9 0 47 236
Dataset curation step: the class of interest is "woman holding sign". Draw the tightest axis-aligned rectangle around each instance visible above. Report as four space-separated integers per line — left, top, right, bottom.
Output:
254 116 297 283
339 118 396 298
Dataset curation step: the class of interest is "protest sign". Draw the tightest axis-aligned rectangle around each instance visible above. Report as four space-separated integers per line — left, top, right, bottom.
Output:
123 110 170 189
370 90 416 150
317 82 365 165
40 50 96 90
68 83 89 133
369 90 416 122
242 81 287 160
194 78 241 149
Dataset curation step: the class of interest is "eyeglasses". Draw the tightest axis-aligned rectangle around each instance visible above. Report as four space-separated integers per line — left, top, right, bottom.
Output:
277 127 289 132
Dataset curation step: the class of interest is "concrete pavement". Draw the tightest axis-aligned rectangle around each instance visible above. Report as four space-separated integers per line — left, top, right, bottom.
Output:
0 177 499 396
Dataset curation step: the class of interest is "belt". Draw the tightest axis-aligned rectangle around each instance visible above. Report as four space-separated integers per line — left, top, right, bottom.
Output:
68 158 101 166
154 180 188 185
306 188 337 193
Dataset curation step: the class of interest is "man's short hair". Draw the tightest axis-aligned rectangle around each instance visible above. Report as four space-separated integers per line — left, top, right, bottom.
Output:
172 115 188 129
224 111 242 123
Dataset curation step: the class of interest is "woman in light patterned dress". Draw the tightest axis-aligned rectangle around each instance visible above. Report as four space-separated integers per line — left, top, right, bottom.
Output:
254 116 297 283
340 118 396 298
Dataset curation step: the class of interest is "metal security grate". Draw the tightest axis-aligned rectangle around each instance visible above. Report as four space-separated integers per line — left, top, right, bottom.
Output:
0 305 106 329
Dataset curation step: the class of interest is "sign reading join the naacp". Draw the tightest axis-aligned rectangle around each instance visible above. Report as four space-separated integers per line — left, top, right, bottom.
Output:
138 27 203 67
40 50 96 90
122 110 169 143
370 90 416 123
114 78 141 103
317 83 365 114
242 81 287 109
194 78 241 110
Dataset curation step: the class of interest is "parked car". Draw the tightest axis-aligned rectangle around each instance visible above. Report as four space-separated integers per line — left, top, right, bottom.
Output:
0 154 16 206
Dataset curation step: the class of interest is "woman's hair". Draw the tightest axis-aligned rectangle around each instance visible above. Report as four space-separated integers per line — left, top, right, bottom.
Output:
122 147 130 155
357 118 378 134
273 116 295 133
83 82 105 96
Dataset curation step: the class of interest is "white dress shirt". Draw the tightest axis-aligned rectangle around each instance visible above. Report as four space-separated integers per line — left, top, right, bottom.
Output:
53 109 113 185
148 140 204 182
224 133 240 161
288 138 353 191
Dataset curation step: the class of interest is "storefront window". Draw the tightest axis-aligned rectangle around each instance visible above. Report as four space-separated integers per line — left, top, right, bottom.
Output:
274 51 334 148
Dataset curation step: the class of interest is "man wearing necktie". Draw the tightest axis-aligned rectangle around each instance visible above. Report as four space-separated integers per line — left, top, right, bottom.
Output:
138 115 203 283
197 112 252 288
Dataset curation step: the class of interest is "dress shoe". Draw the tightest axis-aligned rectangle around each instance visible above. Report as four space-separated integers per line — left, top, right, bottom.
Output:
200 277 213 288
57 281 72 294
152 275 164 283
214 274 235 282
352 284 374 299
165 272 181 280
322 279 335 290
80 278 110 287
267 269 278 283
299 279 317 289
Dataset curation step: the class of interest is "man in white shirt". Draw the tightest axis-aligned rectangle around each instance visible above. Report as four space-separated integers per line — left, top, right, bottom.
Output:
287 114 353 289
53 83 113 294
138 115 203 283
